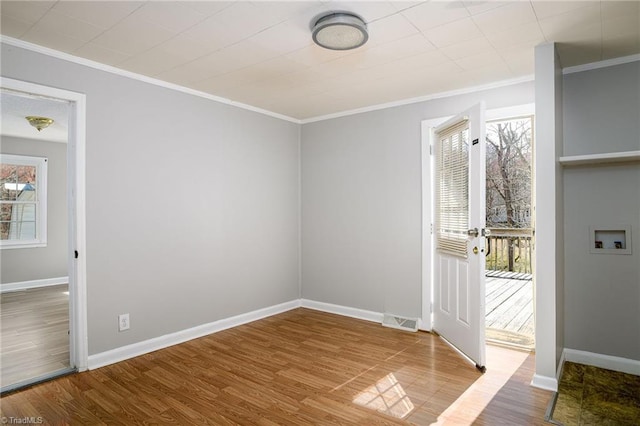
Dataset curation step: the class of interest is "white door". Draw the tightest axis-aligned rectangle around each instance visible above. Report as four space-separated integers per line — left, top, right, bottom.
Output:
432 102 486 371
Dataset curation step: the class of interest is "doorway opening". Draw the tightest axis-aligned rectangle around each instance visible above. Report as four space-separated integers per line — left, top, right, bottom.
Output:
0 78 87 393
484 114 535 350
421 103 536 369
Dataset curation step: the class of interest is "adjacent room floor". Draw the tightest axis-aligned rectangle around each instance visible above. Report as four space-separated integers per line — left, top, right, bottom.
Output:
0 284 70 390
549 361 640 425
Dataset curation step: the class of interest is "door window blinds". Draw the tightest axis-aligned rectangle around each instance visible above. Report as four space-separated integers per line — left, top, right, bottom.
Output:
435 121 469 258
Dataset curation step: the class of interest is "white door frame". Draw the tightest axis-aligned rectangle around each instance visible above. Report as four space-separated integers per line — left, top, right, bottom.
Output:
420 103 535 335
421 116 446 331
1 77 88 371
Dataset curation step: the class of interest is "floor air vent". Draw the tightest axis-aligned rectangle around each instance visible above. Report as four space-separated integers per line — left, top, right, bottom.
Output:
382 314 418 332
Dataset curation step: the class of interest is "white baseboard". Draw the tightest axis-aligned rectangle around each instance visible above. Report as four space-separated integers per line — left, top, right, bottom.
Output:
562 348 640 376
531 374 558 391
88 299 301 370
1 276 68 293
300 299 383 323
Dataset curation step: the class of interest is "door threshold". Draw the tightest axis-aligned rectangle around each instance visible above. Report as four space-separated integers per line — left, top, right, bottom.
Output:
1 367 77 395
487 337 535 353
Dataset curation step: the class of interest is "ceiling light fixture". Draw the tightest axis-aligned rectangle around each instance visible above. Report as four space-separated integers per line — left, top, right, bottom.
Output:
312 12 368 51
25 116 54 132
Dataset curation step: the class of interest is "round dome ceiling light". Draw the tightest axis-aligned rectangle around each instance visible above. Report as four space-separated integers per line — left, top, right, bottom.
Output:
312 12 368 51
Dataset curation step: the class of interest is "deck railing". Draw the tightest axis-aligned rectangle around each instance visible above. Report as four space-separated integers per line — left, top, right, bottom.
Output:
486 228 533 274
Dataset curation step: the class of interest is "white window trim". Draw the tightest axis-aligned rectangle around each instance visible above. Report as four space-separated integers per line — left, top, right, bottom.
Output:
0 154 48 249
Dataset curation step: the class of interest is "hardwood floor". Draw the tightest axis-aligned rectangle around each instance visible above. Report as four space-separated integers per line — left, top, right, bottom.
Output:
1 284 70 388
0 308 552 425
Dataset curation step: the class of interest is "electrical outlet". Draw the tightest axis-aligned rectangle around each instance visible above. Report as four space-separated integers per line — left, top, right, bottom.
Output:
118 313 130 331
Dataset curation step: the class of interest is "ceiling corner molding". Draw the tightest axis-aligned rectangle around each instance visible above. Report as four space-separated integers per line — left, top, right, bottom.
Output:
0 36 301 124
563 54 640 75
301 74 535 124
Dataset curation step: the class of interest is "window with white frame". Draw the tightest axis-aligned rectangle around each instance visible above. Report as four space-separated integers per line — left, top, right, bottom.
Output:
0 154 48 249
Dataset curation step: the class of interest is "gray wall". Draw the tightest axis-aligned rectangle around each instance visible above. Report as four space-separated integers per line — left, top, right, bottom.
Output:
12 39 634 366
1 136 68 283
563 62 640 156
563 61 640 361
1 43 300 355
301 82 535 318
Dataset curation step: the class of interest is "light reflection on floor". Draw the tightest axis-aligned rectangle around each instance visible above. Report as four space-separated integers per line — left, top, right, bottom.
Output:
351 346 532 424
352 373 415 419
428 346 530 424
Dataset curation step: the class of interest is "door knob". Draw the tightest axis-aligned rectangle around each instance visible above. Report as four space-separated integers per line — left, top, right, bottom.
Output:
467 228 479 238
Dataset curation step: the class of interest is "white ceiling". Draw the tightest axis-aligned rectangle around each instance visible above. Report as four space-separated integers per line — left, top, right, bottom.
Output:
1 90 69 143
1 1 639 120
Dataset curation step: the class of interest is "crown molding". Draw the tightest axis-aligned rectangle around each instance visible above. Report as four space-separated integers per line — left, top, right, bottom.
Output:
300 74 535 124
0 36 301 124
12 36 636 126
563 54 640 75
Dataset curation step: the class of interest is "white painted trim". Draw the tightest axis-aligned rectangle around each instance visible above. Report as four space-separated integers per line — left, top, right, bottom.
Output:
420 121 433 332
1 36 538 125
420 115 451 332
559 150 640 166
563 348 640 376
1 77 89 373
70 91 88 372
531 374 558 392
486 103 535 121
1 276 68 293
297 125 303 300
88 300 301 370
0 36 300 124
563 54 640 75
300 75 534 124
300 299 383 324
533 42 562 392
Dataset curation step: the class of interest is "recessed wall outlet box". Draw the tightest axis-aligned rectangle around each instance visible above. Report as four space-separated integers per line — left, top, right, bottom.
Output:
118 313 130 331
589 225 632 255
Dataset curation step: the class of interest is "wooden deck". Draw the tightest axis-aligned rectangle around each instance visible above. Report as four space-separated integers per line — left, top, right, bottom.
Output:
485 271 534 348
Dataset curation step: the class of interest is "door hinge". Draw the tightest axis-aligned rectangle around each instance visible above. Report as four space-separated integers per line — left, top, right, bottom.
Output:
429 144 434 155
430 223 433 234
74 250 79 259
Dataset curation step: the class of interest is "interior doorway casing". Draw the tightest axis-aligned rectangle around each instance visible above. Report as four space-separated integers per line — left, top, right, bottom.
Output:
1 77 88 372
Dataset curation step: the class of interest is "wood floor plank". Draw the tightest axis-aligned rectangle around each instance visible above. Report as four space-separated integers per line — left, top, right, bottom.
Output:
1 284 70 387
1 308 552 424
